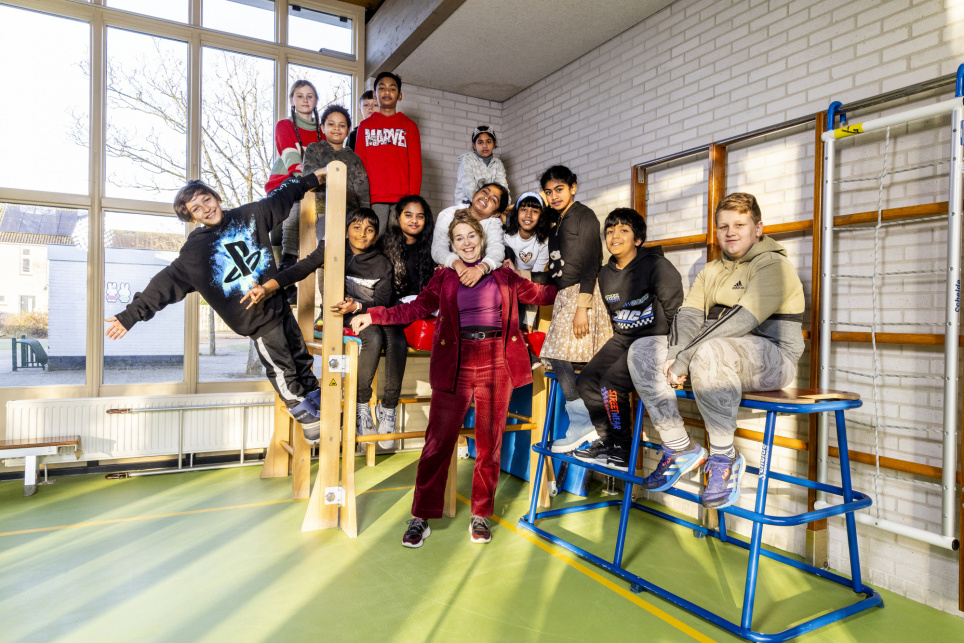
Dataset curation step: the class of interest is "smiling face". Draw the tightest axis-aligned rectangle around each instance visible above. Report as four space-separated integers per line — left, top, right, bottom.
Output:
470 184 503 220
398 202 426 243
517 204 541 237
605 222 642 265
452 222 482 263
186 192 224 227
716 209 763 260
289 85 318 118
323 111 349 148
473 133 495 158
347 218 378 254
543 179 577 213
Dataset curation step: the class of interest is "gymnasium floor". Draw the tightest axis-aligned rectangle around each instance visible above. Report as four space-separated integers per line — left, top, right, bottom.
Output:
1 452 962 642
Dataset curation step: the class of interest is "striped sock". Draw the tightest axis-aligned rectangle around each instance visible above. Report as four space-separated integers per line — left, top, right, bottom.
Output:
709 443 737 459
664 436 692 453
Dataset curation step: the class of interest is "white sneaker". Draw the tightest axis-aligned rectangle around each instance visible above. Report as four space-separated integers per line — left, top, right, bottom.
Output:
356 404 377 453
375 402 396 450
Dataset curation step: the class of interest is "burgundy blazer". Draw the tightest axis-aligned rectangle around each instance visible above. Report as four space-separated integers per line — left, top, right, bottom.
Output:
369 267 557 393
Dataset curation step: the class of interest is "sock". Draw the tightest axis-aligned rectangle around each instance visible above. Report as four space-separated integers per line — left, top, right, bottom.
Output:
709 443 737 459
663 436 692 453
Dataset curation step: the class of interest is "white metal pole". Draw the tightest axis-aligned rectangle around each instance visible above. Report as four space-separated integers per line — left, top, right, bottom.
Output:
817 136 836 494
942 107 963 540
814 500 957 550
822 97 963 141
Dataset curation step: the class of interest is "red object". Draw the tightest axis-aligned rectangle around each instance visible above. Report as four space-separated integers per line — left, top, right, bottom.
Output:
354 112 422 202
524 331 545 357
368 266 557 394
404 319 436 351
264 119 324 193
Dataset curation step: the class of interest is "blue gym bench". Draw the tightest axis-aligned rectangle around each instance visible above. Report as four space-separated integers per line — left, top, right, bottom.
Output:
519 375 883 642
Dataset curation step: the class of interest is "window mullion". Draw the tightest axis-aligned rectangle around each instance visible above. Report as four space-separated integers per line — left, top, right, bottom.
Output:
88 8 107 398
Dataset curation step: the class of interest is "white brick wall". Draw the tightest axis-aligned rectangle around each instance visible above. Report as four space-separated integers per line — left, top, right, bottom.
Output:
493 0 964 616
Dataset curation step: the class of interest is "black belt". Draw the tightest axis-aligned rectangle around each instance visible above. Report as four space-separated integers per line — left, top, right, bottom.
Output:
460 330 502 340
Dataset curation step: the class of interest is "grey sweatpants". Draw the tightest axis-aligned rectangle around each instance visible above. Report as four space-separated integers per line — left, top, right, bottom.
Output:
628 335 797 451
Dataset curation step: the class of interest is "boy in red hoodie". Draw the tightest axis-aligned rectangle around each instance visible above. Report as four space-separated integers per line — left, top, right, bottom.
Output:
355 72 422 233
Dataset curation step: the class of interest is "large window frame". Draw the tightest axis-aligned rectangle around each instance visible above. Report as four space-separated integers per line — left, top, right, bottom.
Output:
0 0 364 403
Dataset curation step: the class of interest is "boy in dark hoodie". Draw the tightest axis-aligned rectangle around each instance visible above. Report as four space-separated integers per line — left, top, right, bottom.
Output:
105 170 327 443
569 208 684 471
242 208 405 447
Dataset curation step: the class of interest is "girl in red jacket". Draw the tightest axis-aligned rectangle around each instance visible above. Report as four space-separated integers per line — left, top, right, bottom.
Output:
351 212 556 547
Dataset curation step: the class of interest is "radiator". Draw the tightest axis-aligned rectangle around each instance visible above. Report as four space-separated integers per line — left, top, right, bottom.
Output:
4 392 276 464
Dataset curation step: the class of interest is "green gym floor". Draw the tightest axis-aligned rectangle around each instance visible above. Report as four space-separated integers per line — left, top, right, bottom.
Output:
1 453 962 642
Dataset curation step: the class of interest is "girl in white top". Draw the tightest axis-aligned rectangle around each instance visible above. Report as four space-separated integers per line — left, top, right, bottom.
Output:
503 191 552 273
432 182 507 286
454 125 508 206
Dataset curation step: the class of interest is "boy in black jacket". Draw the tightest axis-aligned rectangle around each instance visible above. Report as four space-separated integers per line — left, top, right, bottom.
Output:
242 208 405 449
105 170 327 443
569 208 684 471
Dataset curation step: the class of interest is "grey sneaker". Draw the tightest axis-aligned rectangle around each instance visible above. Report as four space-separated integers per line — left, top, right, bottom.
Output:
356 403 377 451
375 402 397 450
301 421 320 445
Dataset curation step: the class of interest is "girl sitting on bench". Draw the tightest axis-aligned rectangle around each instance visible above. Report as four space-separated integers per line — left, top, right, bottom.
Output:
628 192 805 509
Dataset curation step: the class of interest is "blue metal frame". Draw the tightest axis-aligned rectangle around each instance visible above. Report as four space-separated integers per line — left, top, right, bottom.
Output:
957 63 964 98
520 377 883 642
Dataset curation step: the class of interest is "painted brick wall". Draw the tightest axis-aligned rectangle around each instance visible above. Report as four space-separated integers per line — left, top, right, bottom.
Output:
496 0 964 615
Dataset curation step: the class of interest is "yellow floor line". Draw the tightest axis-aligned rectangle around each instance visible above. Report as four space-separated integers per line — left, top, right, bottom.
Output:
0 485 415 538
455 493 716 643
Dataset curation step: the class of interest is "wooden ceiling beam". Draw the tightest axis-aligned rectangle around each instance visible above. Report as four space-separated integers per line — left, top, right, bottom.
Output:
365 0 468 79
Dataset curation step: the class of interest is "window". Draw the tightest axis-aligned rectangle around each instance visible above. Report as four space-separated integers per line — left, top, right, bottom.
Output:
0 6 89 195
105 28 189 203
289 5 353 55
204 0 275 42
107 0 189 23
0 203 88 388
102 212 186 385
288 63 353 114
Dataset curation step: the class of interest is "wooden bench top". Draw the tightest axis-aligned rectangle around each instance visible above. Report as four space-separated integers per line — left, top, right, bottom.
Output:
0 436 80 450
740 388 860 404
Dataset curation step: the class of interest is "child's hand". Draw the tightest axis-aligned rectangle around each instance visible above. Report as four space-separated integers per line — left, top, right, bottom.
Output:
523 324 534 334
312 167 327 183
104 317 127 340
452 259 468 277
572 307 589 338
331 298 360 315
501 258 516 270
241 284 267 309
459 264 485 287
664 359 686 388
350 313 373 333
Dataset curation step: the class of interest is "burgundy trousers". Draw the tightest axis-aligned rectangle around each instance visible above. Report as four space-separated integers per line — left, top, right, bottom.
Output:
412 337 513 519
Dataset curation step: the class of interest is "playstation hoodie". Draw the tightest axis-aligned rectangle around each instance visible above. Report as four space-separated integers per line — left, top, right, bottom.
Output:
597 245 684 338
113 173 321 339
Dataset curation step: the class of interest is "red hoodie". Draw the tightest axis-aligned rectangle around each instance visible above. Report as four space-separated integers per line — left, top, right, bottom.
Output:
355 112 422 203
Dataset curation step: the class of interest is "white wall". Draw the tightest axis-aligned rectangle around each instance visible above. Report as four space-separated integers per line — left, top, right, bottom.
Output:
494 0 964 616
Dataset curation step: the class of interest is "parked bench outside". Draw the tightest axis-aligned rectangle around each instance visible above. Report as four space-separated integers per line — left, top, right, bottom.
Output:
11 335 48 371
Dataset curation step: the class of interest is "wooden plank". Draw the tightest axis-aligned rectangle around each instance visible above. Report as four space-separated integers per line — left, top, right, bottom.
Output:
0 436 78 449
833 201 947 227
763 219 813 235
683 418 808 452
340 340 360 538
365 0 469 78
706 143 726 263
291 418 311 500
808 111 826 532
644 233 707 248
631 166 645 214
296 190 317 341
261 395 292 479
303 161 348 532
827 445 961 484
740 388 861 404
831 331 948 346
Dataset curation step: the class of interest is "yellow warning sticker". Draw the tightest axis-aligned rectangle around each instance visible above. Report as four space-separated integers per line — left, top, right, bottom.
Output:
834 123 864 138
329 378 337 386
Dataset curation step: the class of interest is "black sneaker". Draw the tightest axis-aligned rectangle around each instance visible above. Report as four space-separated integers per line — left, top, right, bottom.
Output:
606 445 630 472
402 518 430 548
469 515 491 543
572 440 612 466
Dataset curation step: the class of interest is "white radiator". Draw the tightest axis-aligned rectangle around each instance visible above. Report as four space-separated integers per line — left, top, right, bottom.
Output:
4 393 276 463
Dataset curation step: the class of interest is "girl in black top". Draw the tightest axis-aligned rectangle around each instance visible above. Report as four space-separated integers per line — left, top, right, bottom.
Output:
381 195 436 302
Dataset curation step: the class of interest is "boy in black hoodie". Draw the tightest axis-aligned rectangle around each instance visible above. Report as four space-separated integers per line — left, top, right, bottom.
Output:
242 208 404 449
105 170 327 443
570 208 684 471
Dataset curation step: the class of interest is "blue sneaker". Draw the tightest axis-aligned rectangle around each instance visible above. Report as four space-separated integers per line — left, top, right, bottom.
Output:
306 388 321 410
641 443 707 491
288 398 321 444
701 452 745 509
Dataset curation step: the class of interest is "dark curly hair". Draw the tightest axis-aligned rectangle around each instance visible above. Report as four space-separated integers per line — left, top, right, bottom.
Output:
382 195 435 299
504 194 555 244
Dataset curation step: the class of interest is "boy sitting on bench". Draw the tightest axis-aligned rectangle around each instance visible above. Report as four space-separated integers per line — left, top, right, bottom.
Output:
104 170 327 443
628 193 805 509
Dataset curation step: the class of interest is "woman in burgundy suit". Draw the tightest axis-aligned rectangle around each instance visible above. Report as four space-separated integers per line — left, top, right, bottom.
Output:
350 211 556 547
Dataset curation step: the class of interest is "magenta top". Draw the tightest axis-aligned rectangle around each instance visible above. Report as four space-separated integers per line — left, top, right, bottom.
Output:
457 260 503 329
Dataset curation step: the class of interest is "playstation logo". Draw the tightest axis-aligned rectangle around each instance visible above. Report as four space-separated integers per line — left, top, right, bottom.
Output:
224 240 262 284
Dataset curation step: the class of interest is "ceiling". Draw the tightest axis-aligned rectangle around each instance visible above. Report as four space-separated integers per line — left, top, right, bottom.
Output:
391 0 676 102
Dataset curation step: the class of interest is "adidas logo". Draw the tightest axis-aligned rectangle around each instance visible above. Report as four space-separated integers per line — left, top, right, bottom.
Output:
732 281 744 289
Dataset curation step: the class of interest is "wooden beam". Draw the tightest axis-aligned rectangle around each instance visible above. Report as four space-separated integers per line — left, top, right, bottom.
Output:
644 233 707 248
631 166 646 214
808 112 826 532
365 0 468 79
833 202 947 227
706 143 726 262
